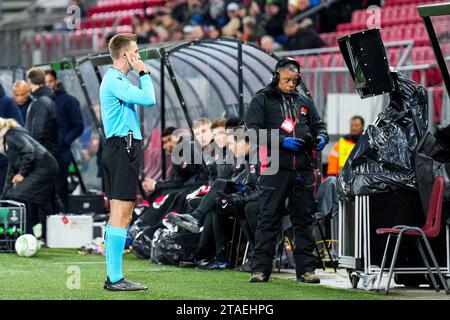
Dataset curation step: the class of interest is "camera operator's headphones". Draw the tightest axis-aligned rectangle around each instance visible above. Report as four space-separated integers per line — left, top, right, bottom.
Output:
271 57 302 87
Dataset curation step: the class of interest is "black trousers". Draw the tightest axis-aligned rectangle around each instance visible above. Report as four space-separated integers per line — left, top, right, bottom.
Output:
251 169 316 277
213 200 259 263
26 202 54 239
0 163 7 194
192 178 236 261
56 159 70 211
192 178 235 224
194 212 215 261
237 200 259 259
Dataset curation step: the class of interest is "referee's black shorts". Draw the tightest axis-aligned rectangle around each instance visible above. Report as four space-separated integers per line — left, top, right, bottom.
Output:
102 136 142 201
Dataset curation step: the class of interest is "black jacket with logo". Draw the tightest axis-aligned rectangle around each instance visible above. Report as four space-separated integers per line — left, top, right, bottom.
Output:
245 84 328 171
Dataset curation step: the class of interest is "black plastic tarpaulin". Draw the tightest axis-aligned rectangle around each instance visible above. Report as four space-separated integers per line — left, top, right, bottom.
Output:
415 125 450 217
337 72 428 200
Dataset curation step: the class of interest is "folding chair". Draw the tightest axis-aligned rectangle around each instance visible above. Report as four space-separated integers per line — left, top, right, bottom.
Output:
375 176 450 294
274 215 295 272
313 214 338 273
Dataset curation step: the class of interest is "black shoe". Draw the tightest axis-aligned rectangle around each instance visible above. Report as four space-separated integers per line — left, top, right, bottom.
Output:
104 277 148 291
249 272 269 282
166 212 201 233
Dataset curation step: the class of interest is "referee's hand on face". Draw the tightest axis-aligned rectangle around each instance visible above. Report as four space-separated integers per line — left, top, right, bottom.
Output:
126 54 148 74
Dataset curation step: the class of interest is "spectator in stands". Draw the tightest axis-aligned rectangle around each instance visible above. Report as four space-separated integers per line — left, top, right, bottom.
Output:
222 2 242 37
248 0 264 23
242 16 265 43
171 27 185 41
141 16 159 43
284 20 324 50
0 84 24 193
263 0 287 43
44 70 84 211
131 13 142 32
287 0 320 30
171 0 189 24
207 0 227 27
171 0 207 26
155 26 170 42
205 25 221 38
327 115 364 176
318 0 352 33
238 4 249 27
260 35 274 51
0 117 58 241
12 81 32 123
260 35 282 52
183 25 205 40
158 13 181 35
26 68 59 157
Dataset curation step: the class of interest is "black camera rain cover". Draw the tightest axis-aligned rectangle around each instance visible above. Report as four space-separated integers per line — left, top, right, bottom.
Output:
337 72 428 200
415 125 450 216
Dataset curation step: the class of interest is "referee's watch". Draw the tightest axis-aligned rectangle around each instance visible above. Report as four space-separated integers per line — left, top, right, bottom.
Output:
139 70 150 77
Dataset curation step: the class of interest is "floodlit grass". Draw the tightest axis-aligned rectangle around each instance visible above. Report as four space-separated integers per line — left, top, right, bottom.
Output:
0 248 389 300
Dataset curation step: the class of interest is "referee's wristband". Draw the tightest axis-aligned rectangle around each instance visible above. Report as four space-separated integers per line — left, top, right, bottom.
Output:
139 70 150 77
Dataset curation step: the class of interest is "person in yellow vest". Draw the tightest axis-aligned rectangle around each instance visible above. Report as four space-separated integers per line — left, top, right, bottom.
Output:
327 115 364 176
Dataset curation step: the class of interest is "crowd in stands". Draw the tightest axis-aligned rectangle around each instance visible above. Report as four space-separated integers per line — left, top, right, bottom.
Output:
101 0 382 52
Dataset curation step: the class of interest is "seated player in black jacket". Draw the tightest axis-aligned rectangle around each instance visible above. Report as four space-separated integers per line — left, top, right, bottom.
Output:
167 118 260 269
142 126 209 195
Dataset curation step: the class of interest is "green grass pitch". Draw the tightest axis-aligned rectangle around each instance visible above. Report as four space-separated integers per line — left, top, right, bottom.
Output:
0 248 389 300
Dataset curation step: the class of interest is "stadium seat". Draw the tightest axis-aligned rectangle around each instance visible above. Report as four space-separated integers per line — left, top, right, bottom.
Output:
295 56 307 69
431 86 444 125
387 48 400 66
319 54 333 68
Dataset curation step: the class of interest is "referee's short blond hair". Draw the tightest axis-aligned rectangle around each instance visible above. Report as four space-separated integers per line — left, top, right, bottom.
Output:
108 33 137 60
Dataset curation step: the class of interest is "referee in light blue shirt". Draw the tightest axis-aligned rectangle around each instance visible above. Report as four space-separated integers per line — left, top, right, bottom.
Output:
100 33 156 291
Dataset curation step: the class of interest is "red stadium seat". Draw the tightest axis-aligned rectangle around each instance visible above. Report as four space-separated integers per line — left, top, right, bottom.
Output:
431 86 444 125
387 48 400 66
332 53 345 67
306 56 319 68
295 56 306 69
319 54 333 68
